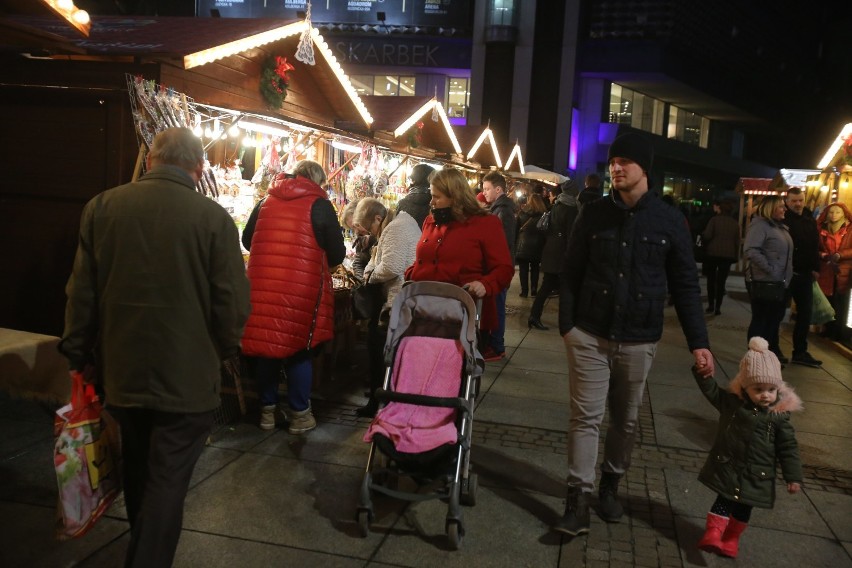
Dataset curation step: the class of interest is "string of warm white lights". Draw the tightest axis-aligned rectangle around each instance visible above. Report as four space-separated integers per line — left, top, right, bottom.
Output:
504 142 525 174
466 127 502 168
41 0 90 36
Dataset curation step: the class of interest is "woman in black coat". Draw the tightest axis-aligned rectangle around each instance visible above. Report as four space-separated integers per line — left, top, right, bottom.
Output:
515 193 548 297
528 182 580 330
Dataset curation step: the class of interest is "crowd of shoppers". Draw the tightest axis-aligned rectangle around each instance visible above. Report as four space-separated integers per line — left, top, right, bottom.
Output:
56 121 851 566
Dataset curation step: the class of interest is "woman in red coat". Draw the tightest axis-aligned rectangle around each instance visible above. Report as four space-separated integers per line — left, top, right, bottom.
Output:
405 168 514 335
817 202 852 340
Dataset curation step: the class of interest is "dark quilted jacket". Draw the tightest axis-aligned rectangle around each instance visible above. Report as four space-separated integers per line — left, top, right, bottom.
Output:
694 368 803 509
558 190 709 350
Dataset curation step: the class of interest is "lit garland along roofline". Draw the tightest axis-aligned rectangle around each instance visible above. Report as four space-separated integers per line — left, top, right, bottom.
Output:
182 23 372 129
817 123 852 169
183 22 306 69
504 142 525 174
466 127 502 169
393 98 462 155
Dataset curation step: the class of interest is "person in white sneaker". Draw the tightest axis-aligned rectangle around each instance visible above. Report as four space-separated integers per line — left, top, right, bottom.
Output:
241 160 345 434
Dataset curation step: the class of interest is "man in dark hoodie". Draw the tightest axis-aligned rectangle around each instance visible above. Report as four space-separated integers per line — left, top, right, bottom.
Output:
783 187 822 367
481 171 517 361
396 163 435 229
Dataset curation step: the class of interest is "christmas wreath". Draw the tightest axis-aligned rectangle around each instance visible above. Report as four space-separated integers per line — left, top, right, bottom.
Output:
260 56 294 109
407 121 424 148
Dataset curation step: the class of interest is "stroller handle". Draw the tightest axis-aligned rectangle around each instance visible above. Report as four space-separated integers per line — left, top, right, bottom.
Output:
461 284 484 317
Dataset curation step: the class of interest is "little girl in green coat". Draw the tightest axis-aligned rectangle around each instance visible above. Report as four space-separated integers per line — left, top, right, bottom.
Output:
693 336 803 559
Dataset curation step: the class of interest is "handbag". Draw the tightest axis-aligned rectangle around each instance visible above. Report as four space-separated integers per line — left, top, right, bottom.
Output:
749 280 786 302
535 211 551 232
811 281 836 325
351 282 383 321
54 371 122 540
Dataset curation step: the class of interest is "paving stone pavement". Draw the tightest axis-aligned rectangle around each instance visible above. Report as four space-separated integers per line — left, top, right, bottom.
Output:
1 271 850 567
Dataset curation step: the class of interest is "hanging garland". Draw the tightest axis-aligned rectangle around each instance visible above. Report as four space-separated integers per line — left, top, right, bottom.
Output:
843 133 852 166
260 56 295 109
407 121 424 148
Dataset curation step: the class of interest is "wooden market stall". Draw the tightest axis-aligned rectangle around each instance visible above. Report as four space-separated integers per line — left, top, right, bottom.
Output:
0 14 374 365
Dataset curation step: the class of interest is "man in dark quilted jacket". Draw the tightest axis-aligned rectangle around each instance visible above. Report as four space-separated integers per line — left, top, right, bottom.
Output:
553 132 714 536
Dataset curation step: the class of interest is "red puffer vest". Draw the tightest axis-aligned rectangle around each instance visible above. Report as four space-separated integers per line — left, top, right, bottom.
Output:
241 175 335 358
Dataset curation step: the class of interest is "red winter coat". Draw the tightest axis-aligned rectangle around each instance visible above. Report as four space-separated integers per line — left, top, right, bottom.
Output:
405 213 514 330
817 203 852 297
242 176 335 358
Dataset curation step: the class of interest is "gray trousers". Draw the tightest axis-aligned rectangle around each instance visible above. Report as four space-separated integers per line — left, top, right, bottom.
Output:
564 327 657 492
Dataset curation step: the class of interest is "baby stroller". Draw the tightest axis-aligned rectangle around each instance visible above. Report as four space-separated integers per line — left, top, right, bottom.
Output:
356 281 483 550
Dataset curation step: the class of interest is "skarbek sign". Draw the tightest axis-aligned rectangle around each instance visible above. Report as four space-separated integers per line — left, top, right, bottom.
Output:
332 37 470 69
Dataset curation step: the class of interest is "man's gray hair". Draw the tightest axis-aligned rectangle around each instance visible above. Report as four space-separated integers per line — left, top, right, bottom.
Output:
292 160 327 186
148 127 204 170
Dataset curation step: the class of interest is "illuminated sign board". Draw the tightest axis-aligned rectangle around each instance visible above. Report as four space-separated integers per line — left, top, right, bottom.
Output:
198 0 471 29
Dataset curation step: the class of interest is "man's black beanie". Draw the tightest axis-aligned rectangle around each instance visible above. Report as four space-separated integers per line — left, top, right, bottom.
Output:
607 132 654 174
410 163 435 186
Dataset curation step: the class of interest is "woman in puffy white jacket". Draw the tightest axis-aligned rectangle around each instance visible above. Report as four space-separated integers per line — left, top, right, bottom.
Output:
353 197 422 416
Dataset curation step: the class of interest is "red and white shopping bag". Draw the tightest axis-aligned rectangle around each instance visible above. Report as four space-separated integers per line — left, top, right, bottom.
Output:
53 371 122 540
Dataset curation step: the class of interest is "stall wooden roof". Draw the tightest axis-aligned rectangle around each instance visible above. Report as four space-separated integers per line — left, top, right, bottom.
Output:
735 177 775 194
362 95 463 159
0 15 372 130
769 168 820 191
816 123 852 169
454 125 507 170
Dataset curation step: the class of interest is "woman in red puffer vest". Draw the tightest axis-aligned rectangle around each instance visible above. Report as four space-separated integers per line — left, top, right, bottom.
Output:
241 160 345 434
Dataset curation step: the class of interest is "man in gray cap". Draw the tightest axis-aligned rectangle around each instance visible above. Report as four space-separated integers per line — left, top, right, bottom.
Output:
553 131 714 536
396 162 435 229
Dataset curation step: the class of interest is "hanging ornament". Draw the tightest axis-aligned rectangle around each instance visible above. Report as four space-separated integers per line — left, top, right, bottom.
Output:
431 87 440 122
295 1 316 66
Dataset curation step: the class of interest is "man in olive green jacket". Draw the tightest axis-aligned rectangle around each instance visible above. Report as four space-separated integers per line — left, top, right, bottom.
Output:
59 127 250 568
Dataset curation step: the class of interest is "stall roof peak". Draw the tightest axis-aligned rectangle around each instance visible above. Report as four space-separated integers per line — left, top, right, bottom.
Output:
362 95 462 157
0 14 373 127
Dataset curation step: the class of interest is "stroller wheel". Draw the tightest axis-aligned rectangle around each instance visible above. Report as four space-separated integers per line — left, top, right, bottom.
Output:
356 509 372 537
460 473 478 506
446 520 464 550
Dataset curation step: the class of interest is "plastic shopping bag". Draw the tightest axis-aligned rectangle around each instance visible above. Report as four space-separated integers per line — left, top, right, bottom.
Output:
811 281 836 325
54 371 122 540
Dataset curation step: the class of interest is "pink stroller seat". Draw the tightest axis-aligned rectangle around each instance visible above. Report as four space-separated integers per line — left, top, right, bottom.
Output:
364 336 463 453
